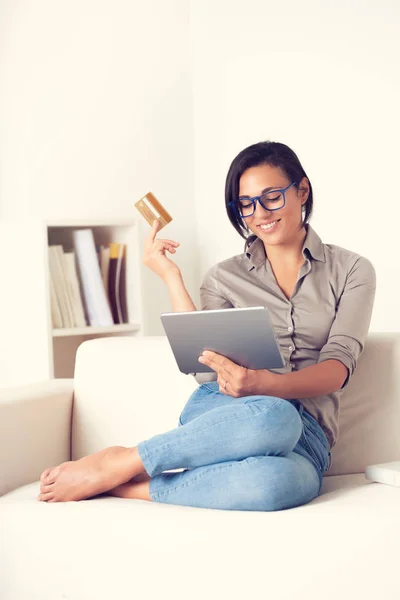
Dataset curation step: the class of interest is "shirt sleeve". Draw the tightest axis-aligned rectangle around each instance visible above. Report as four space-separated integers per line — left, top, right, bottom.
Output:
199 265 234 311
191 265 233 385
317 255 376 389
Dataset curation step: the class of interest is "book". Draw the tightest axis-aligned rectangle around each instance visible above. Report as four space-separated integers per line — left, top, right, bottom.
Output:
64 250 87 327
48 245 74 328
99 245 111 308
48 268 63 329
54 246 75 328
108 242 128 324
72 229 114 327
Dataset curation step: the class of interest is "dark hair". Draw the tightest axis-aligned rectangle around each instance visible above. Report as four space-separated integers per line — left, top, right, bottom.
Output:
225 141 314 249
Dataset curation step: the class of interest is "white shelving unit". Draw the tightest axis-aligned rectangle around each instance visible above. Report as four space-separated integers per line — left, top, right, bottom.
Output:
52 323 139 337
0 217 145 385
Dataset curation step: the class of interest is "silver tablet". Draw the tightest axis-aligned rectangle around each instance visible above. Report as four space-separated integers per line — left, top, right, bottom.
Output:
160 306 285 374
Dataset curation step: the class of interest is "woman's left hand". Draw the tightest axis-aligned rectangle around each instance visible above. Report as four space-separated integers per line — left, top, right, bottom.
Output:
198 350 260 397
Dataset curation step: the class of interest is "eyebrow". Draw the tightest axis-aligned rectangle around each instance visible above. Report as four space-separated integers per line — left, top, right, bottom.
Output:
238 185 284 199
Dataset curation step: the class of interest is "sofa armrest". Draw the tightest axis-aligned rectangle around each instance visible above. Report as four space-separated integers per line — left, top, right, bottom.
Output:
0 379 74 496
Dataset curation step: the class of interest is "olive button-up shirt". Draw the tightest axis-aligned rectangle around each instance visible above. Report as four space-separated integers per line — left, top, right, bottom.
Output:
193 223 376 449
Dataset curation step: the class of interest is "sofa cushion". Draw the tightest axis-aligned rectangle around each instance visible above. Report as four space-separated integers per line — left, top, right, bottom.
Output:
71 336 199 460
1 476 399 600
71 333 400 478
329 332 400 475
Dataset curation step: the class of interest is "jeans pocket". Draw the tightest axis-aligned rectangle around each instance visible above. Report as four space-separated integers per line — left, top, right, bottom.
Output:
201 381 220 392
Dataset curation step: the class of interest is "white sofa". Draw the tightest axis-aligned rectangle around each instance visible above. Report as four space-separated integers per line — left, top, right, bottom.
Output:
1 333 400 600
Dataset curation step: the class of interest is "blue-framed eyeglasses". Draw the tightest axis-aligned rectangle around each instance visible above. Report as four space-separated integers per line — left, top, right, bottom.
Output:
229 181 297 218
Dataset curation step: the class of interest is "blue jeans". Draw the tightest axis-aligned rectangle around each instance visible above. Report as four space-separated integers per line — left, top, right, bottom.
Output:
137 382 332 511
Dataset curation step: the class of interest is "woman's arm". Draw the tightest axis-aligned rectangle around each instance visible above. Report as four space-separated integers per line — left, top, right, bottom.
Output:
257 359 348 398
163 271 197 312
257 255 376 398
143 220 197 313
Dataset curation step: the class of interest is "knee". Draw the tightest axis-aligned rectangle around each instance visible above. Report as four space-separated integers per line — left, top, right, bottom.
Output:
261 458 320 511
178 404 193 427
178 383 213 427
231 456 319 512
242 396 303 454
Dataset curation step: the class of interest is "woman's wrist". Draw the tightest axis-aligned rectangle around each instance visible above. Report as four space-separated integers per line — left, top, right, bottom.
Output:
252 369 281 397
162 268 182 285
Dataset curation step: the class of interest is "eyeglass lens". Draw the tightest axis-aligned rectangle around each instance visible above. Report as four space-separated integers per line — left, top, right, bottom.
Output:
238 190 285 217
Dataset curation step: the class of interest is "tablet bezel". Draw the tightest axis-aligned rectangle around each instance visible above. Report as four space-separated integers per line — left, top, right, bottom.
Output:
160 306 285 374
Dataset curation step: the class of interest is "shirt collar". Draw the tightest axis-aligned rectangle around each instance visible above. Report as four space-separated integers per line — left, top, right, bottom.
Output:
245 223 326 270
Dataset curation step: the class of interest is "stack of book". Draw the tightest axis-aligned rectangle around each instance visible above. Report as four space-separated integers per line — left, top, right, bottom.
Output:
48 228 128 329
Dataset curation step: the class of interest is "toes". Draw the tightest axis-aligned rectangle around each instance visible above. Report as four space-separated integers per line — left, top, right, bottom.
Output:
40 483 54 494
40 468 53 484
37 492 55 502
44 466 61 485
40 464 64 485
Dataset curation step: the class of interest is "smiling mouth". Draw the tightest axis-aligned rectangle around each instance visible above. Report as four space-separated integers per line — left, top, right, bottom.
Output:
258 219 281 230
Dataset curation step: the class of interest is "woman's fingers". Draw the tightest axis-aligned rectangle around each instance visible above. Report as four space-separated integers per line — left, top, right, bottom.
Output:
155 239 179 247
145 221 179 249
144 220 161 249
218 378 228 394
153 241 177 253
142 219 182 280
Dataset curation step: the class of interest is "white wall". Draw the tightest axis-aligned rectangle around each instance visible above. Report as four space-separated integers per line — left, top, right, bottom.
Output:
0 0 200 336
0 0 398 388
190 0 400 331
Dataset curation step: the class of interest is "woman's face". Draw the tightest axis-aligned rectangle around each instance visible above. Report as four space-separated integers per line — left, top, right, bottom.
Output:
238 164 309 245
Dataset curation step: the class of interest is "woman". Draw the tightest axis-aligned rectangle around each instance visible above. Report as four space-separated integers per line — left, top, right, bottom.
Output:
38 141 376 511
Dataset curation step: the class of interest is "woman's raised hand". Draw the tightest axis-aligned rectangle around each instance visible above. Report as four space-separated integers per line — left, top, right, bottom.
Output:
142 220 181 282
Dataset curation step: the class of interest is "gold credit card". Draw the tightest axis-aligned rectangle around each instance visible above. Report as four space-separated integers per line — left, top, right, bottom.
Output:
134 192 172 230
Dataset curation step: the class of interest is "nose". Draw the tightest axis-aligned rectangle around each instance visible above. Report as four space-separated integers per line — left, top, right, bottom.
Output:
253 197 270 217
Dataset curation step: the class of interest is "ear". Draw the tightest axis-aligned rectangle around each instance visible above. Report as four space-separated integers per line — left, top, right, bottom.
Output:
298 177 310 205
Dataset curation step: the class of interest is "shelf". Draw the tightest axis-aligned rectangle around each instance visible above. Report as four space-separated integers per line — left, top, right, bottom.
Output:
0 218 145 384
46 218 137 228
53 322 141 337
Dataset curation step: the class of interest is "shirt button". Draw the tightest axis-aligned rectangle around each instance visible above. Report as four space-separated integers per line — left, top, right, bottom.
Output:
289 346 293 351
288 327 293 332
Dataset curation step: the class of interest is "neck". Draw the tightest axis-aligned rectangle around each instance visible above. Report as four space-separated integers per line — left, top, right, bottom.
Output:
264 223 307 268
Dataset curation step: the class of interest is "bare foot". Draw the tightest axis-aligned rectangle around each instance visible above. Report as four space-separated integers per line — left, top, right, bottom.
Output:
38 446 145 503
107 473 152 501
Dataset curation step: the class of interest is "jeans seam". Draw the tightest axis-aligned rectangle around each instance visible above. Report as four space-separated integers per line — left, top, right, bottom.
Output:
150 456 261 501
146 397 281 477
137 442 156 477
200 382 219 393
301 434 322 471
301 427 330 474
301 413 330 472
149 398 281 458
